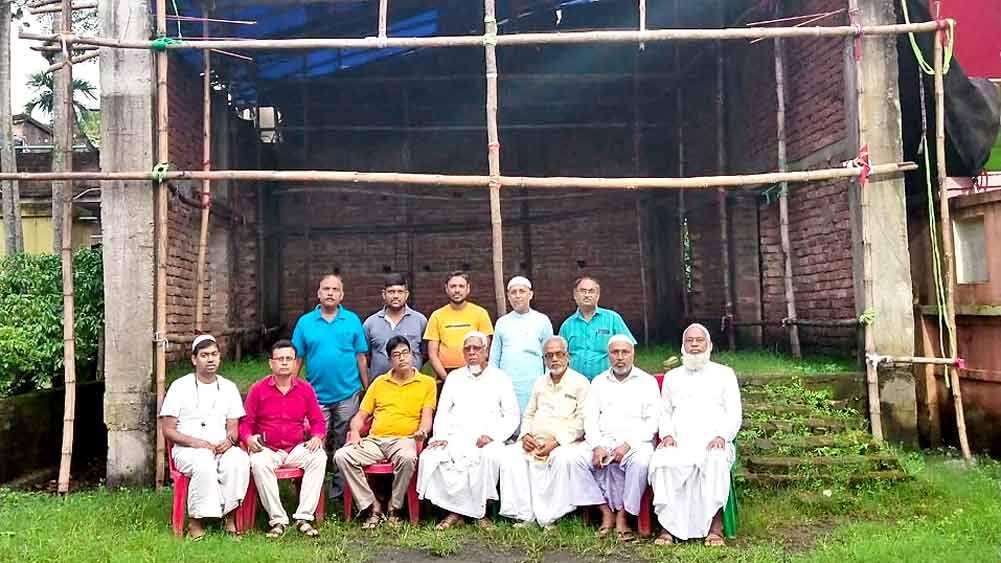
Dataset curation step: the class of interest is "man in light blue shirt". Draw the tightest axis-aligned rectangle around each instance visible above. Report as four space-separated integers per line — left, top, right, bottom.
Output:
364 273 428 378
489 276 554 412
558 276 636 380
292 274 369 502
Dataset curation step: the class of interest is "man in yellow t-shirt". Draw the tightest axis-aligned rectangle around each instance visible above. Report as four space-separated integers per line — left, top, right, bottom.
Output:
334 336 437 528
424 270 495 382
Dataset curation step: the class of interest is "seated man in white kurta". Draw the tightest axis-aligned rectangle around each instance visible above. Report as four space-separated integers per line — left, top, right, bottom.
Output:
159 334 250 540
649 323 741 547
498 335 605 529
417 331 519 530
583 335 660 541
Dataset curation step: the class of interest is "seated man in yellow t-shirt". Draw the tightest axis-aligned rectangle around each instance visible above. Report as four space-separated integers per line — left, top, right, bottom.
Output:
334 335 437 528
424 271 494 382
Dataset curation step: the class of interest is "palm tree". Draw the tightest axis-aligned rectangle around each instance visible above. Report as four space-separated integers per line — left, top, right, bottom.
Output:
23 71 98 147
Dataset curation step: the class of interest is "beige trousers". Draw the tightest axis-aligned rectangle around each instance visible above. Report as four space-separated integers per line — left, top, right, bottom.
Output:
334 437 418 512
249 444 327 526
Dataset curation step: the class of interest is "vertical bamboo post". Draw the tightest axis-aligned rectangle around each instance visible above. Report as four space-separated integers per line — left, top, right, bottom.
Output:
934 34 972 460
717 3 735 351
194 11 212 333
773 37 801 359
632 50 650 345
674 0 689 321
56 0 77 495
848 0 883 444
378 0 389 39
484 0 506 315
154 0 170 489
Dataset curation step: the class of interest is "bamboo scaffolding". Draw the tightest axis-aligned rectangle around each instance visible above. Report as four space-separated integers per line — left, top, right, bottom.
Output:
154 0 169 490
717 2 735 351
674 1 688 321
30 1 96 15
849 0 883 445
774 36 801 359
378 0 388 39
19 20 948 51
46 51 100 73
194 12 211 333
484 0 506 315
56 0 77 495
0 162 916 187
934 35 971 461
632 49 649 345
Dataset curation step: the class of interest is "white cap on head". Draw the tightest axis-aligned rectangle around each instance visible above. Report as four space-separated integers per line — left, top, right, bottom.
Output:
463 330 489 347
507 276 532 290
191 334 217 352
607 334 634 350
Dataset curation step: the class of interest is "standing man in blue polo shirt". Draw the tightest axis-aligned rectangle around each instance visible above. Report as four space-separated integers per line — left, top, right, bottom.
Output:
558 276 636 380
293 273 369 504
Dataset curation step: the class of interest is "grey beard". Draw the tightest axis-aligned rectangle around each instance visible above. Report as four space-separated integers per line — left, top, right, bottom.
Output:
682 352 710 371
611 365 632 377
469 363 484 376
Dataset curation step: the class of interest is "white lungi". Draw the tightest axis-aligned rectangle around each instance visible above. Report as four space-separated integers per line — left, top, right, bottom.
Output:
498 441 604 525
172 446 250 519
417 441 506 519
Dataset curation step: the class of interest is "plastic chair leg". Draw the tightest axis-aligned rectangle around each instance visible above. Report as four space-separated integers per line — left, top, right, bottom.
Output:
637 486 653 537
407 477 420 524
722 471 738 539
171 476 189 538
239 476 258 534
316 487 326 521
343 484 354 520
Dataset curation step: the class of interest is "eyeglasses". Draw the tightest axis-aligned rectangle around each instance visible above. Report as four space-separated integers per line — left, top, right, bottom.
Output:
390 351 411 360
463 345 485 352
271 356 295 363
543 352 567 359
576 288 598 295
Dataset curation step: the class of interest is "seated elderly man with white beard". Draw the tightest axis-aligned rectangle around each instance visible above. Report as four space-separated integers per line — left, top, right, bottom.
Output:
649 323 741 547
583 334 660 541
417 331 519 530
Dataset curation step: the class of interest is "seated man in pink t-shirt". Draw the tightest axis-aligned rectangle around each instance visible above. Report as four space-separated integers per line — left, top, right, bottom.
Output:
240 339 327 539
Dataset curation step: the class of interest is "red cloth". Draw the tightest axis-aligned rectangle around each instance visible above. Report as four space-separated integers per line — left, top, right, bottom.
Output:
240 375 326 452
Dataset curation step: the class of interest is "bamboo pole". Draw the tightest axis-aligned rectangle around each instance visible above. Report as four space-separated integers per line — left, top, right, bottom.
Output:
774 36 801 359
56 0 77 495
154 0 170 490
934 35 972 461
717 3 734 351
484 0 505 315
194 12 212 333
848 0 883 445
378 0 388 39
632 50 649 345
0 162 916 188
30 2 96 15
0 0 23 255
674 0 689 321
19 20 948 51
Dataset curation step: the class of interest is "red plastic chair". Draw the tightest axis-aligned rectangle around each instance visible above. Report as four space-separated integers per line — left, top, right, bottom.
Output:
238 465 326 532
167 441 189 538
582 373 662 537
342 420 424 525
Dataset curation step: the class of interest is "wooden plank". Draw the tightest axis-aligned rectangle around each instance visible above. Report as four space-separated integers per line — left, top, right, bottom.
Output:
920 304 1001 317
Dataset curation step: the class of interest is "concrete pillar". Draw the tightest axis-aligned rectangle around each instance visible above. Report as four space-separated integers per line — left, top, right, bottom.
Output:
848 0 917 444
100 0 156 486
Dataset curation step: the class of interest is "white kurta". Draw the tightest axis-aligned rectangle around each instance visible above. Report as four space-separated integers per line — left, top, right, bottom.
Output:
417 365 519 519
649 361 742 539
498 369 604 525
582 367 660 514
160 373 250 519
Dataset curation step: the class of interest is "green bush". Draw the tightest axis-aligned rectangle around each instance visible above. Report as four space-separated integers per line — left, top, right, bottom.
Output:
0 249 104 396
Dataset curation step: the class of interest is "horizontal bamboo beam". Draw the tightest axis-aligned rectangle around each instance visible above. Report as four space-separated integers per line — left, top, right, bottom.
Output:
0 161 916 190
19 20 948 51
31 1 96 14
46 51 100 73
876 355 962 367
165 325 279 344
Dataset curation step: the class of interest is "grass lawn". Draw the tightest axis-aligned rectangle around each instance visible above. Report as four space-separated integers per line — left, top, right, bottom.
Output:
169 346 858 393
1 454 997 562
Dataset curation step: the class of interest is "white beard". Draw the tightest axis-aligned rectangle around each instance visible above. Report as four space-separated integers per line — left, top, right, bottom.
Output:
468 363 484 376
682 351 710 371
611 365 632 377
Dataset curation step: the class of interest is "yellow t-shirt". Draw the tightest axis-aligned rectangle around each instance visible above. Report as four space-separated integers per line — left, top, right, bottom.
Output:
360 370 438 438
423 302 494 369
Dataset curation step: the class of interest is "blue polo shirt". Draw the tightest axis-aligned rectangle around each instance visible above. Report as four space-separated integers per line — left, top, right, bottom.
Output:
292 305 369 405
558 306 636 380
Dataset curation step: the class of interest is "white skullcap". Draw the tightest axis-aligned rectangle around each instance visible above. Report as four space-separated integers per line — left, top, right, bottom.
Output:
463 331 489 346
191 334 217 352
607 334 635 350
507 276 532 290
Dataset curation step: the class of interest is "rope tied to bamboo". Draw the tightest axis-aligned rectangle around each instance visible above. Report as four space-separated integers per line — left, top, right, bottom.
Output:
151 163 171 183
901 0 955 76
848 7 863 61
151 35 181 51
483 15 497 47
858 308 877 326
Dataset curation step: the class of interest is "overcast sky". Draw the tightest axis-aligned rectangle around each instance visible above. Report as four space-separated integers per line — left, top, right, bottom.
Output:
10 12 101 123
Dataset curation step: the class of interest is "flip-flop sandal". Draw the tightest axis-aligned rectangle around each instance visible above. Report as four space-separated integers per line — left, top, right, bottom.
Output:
385 513 403 527
475 518 495 531
617 529 636 542
186 531 206 542
704 533 725 547
654 532 675 546
595 525 614 538
435 514 463 530
361 512 383 530
265 523 286 539
295 520 320 538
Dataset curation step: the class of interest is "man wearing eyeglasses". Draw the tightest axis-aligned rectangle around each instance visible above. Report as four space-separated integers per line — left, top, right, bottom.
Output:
241 340 328 539
558 276 636 381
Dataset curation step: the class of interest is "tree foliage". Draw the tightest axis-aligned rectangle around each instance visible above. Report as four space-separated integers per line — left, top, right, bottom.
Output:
0 248 104 396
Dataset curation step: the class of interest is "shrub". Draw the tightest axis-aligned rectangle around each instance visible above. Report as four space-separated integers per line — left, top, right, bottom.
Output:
0 249 104 396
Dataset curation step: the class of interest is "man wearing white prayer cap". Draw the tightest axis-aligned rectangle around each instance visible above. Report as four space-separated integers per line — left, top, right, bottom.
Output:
489 276 554 413
580 334 659 540
159 334 250 540
417 331 520 530
648 323 741 547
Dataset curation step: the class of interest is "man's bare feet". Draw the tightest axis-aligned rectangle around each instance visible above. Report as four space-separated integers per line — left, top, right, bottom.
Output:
704 533 726 547
222 512 238 534
187 518 206 541
435 513 464 530
595 505 615 538
654 531 675 546
614 510 634 542
475 518 495 530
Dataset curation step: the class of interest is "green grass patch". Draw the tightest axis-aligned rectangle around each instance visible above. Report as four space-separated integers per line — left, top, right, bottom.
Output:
1 454 997 563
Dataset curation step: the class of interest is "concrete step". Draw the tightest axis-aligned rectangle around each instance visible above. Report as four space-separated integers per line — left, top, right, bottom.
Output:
741 434 842 453
743 453 900 475
737 469 909 486
752 416 861 436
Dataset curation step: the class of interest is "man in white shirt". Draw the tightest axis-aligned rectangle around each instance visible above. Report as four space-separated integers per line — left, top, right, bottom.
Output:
649 323 741 547
159 335 250 540
417 331 519 530
498 335 604 529
582 335 659 541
